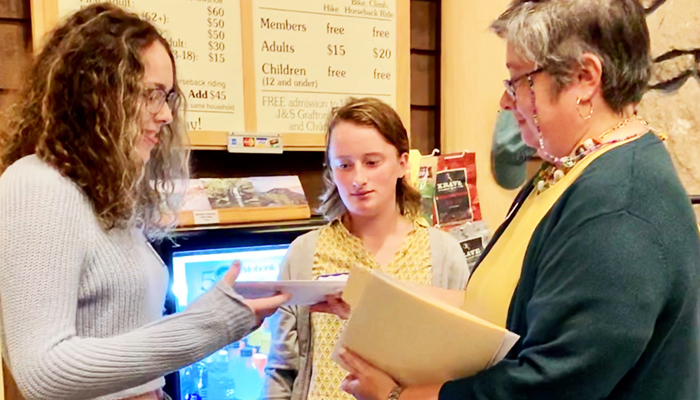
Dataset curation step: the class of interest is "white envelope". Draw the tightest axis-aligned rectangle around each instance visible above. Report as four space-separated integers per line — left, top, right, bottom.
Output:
233 280 347 306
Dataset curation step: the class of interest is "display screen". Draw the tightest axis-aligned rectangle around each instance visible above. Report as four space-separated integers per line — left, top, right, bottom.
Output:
170 244 289 400
171 244 289 311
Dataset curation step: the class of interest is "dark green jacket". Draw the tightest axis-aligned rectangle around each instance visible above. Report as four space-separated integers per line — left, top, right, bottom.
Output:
440 133 700 399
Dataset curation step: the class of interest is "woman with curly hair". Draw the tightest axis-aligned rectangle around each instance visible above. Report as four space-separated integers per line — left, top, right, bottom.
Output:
0 3 287 400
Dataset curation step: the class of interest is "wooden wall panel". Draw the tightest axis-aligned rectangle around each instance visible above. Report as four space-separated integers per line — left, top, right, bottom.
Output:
411 0 437 50
411 53 436 106
0 23 31 90
0 0 30 19
409 0 440 155
410 108 436 152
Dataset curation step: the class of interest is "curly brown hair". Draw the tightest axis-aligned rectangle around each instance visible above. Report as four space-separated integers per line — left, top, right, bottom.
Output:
318 97 422 220
0 3 189 239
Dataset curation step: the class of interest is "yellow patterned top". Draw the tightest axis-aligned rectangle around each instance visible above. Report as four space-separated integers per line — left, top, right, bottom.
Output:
308 217 433 400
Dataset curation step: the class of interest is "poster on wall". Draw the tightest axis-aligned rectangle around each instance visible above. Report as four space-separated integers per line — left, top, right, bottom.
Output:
55 0 247 134
39 0 408 148
252 0 398 134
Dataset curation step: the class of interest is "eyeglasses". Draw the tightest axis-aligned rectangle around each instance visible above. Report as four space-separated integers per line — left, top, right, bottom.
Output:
503 67 544 99
144 88 180 114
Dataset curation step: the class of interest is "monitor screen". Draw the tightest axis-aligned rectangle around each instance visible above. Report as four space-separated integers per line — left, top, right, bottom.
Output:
171 244 289 312
169 244 290 400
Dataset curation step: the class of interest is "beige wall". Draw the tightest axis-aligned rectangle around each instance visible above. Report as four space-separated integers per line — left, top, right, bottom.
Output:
441 0 700 228
441 0 517 229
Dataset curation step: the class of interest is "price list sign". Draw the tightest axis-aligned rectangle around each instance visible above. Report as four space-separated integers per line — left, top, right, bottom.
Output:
252 0 398 134
57 0 246 133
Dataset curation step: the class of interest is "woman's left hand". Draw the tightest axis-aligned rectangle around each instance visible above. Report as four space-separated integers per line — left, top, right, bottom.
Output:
338 347 399 400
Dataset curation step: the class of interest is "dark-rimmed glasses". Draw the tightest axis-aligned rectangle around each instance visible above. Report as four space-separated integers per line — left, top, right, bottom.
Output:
504 67 544 99
144 88 180 114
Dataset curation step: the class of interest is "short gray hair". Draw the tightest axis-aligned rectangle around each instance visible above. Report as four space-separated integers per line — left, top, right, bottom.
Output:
491 0 651 112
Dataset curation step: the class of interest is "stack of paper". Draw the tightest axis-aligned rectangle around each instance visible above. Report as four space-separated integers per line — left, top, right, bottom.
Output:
332 267 519 386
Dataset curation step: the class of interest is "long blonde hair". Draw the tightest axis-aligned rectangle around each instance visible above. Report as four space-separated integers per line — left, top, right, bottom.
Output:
0 3 189 239
319 97 421 220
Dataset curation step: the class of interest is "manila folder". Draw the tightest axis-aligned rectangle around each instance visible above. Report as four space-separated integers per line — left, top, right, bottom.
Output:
332 268 519 386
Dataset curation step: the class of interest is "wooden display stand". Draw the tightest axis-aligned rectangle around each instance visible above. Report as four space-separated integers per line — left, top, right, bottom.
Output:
179 204 310 226
30 0 411 151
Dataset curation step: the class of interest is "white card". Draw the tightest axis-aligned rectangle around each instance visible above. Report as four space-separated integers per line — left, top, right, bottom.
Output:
233 280 347 306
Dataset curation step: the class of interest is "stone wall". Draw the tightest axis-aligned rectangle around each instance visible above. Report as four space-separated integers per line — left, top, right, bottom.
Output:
637 0 700 216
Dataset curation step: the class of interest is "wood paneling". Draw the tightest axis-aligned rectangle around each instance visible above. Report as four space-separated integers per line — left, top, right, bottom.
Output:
409 0 441 153
0 23 31 90
411 53 436 106
410 108 436 154
0 0 30 19
411 0 437 50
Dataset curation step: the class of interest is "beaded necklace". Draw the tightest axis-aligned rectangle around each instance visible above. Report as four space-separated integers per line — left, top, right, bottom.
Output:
533 116 661 194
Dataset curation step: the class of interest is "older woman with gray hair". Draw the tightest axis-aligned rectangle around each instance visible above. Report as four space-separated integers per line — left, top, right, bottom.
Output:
334 1 700 399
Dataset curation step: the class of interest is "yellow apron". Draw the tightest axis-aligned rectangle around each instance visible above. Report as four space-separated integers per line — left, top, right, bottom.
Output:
464 137 642 328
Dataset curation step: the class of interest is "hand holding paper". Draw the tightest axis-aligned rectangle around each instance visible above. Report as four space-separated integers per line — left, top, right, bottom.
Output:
224 260 290 326
310 294 352 319
338 347 399 400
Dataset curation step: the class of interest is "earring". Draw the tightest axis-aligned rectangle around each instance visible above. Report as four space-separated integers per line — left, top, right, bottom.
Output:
576 97 593 120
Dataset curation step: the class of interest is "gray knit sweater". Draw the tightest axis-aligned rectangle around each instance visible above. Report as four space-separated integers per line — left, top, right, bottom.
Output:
0 155 257 400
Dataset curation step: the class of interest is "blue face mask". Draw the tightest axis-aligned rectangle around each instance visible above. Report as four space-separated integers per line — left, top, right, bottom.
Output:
491 110 537 190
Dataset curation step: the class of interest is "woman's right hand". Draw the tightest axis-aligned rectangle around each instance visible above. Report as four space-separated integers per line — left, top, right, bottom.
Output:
223 260 290 325
310 294 351 319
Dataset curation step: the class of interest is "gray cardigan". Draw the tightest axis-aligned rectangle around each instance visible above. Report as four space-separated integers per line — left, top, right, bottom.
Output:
262 227 471 400
0 155 256 400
